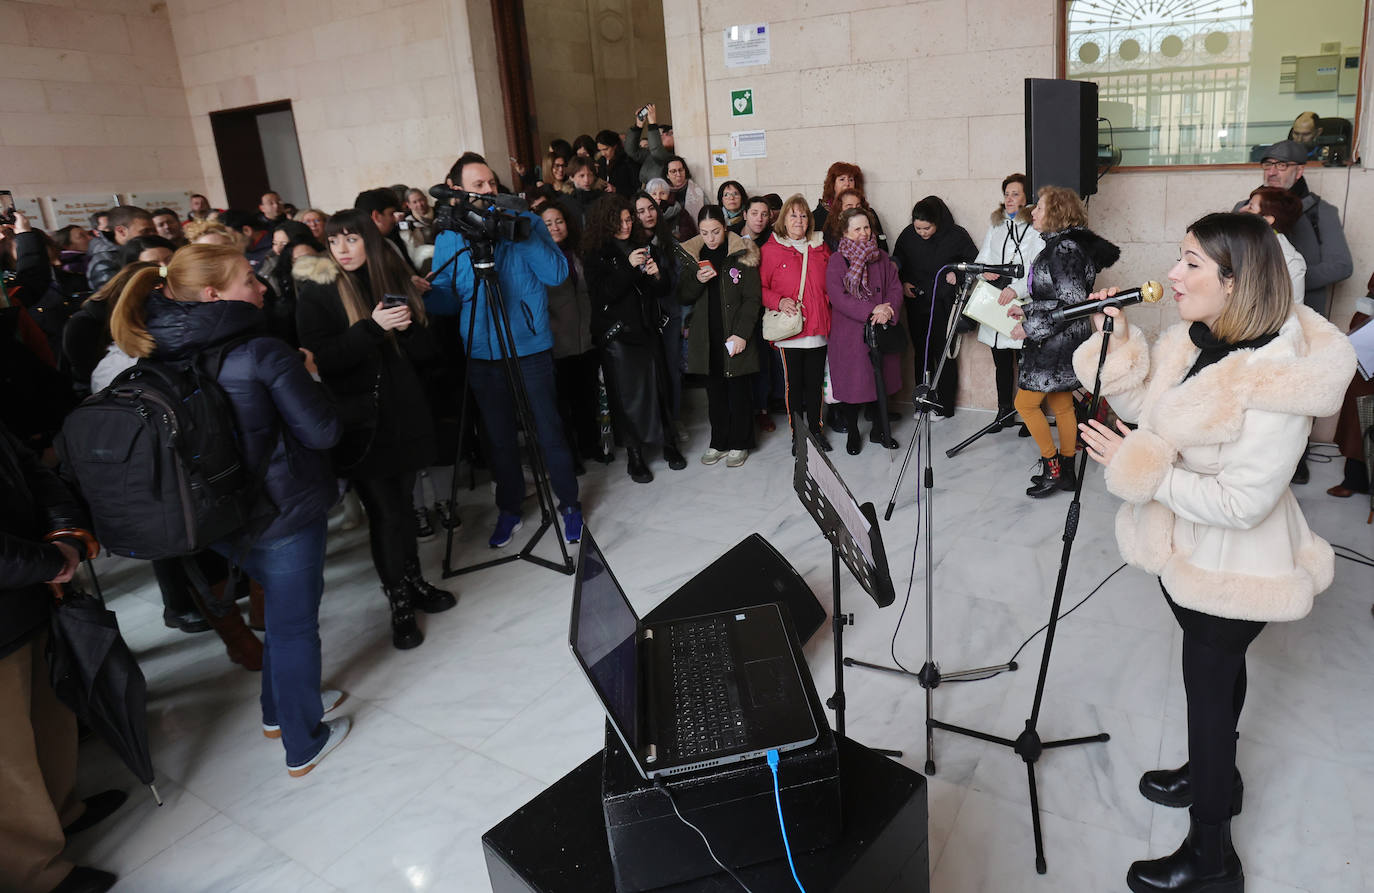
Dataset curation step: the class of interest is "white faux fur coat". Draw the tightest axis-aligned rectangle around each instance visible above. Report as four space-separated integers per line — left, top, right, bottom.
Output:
1072 305 1356 622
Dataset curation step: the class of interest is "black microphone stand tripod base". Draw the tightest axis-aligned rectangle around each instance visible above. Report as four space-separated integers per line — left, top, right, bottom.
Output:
926 315 1120 875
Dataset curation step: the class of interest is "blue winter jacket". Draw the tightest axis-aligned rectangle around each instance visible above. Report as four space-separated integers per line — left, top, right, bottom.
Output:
428 211 568 360
143 295 341 541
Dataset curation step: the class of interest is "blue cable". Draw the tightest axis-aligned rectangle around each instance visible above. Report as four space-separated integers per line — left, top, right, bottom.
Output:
767 750 809 893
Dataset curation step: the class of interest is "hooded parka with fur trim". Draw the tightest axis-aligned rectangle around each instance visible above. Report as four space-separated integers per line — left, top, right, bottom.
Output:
1072 305 1356 621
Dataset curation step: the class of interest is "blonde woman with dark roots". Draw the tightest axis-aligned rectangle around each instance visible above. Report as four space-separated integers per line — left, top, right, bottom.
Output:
295 209 456 651
109 243 350 777
1075 212 1354 893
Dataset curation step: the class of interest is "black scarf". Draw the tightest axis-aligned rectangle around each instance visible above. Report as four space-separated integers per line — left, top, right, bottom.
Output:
1183 321 1279 381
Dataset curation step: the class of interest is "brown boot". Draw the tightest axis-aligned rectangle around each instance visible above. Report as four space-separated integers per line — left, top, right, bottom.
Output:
247 581 266 632
203 582 263 670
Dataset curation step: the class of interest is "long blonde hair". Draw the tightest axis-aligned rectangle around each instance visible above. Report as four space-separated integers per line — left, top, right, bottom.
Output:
1189 213 1292 343
110 244 244 358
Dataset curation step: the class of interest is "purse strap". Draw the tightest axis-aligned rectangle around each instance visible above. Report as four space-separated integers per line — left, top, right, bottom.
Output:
794 242 809 311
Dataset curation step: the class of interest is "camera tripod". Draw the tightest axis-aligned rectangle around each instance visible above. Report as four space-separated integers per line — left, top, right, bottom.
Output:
436 237 574 578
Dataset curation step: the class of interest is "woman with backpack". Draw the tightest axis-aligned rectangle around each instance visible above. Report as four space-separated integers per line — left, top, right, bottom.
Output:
108 243 349 777
295 210 457 650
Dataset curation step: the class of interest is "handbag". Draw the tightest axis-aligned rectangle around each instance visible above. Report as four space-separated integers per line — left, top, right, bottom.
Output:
865 319 907 354
762 241 809 342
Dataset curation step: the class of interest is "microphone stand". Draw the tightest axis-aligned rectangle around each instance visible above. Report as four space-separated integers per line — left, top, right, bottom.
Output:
927 315 1117 874
846 268 1017 774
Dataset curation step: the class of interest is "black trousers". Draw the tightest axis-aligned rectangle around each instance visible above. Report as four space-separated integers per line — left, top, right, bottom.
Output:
705 375 756 451
992 346 1018 410
353 471 419 587
904 298 958 415
1162 583 1266 824
555 350 603 460
778 345 827 433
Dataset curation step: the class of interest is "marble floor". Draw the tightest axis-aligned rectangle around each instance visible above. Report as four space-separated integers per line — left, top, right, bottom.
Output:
63 393 1374 893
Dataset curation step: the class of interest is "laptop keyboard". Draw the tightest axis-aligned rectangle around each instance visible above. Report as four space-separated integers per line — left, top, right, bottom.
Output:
669 618 747 758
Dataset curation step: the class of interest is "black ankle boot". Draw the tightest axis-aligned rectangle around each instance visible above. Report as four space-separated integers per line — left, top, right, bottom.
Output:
1026 456 1062 498
384 585 423 650
1126 817 1243 893
663 444 687 470
626 448 653 483
1139 762 1244 815
847 427 863 455
826 405 847 433
1056 453 1077 490
402 559 457 614
869 427 898 449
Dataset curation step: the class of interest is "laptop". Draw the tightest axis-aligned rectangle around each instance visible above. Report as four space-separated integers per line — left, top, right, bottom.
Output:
569 528 821 779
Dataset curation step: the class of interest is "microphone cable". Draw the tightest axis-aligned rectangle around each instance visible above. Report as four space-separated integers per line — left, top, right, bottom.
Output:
654 778 757 893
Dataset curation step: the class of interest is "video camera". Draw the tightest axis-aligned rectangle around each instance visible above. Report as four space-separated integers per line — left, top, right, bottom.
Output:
429 184 531 245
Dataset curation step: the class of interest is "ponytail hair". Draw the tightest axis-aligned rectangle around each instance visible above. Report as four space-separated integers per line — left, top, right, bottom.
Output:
110 243 246 358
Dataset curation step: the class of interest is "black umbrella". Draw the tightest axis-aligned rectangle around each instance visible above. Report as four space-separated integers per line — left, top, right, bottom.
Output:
866 321 896 449
47 585 162 806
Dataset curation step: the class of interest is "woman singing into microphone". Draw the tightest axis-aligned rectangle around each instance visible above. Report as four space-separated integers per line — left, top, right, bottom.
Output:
1075 213 1354 893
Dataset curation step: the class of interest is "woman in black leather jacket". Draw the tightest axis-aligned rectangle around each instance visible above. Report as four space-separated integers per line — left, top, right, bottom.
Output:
109 243 349 777
582 195 686 483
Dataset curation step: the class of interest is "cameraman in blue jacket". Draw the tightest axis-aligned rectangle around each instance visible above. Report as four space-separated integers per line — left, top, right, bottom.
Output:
430 153 583 548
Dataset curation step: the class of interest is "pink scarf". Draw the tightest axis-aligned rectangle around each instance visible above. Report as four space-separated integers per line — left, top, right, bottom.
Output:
839 237 881 297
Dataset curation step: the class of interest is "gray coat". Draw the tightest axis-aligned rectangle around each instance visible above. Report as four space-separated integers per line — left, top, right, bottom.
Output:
624 123 673 185
1234 180 1351 314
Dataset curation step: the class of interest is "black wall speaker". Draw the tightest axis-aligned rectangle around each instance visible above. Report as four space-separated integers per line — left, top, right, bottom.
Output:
1025 78 1099 198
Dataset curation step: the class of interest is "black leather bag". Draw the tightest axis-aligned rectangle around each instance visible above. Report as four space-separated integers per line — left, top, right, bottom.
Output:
864 320 907 355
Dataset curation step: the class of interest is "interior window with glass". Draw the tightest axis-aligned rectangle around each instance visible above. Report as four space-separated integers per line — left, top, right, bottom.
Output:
1067 0 1365 167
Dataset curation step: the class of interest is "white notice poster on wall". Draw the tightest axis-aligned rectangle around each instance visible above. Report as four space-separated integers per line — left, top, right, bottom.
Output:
730 130 767 160
126 191 192 219
724 24 770 68
8 195 45 228
47 194 123 230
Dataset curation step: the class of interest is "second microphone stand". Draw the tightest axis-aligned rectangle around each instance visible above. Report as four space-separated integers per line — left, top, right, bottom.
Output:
846 268 1017 774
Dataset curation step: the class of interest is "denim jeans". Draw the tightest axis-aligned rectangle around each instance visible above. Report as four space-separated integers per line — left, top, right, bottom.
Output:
217 517 329 766
468 350 579 515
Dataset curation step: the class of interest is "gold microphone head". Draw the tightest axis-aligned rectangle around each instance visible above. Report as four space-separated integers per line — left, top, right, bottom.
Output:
1141 281 1164 303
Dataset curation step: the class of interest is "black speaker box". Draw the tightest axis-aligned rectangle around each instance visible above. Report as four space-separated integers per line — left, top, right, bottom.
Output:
1025 78 1099 197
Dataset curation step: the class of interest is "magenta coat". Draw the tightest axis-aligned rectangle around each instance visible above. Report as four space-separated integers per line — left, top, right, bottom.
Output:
825 249 904 404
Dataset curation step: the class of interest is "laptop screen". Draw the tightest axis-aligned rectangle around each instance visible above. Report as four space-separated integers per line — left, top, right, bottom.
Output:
570 531 640 750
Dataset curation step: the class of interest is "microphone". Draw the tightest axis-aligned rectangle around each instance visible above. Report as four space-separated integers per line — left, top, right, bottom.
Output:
1050 281 1165 323
950 261 1024 278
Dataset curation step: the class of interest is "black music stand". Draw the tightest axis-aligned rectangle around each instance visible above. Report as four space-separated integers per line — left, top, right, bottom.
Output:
791 419 899 755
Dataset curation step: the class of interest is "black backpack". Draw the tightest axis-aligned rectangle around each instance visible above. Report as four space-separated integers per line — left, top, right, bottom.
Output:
56 337 277 561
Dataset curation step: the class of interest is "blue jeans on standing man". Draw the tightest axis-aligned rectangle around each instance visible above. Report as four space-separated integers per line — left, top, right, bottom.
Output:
467 350 580 516
217 516 329 766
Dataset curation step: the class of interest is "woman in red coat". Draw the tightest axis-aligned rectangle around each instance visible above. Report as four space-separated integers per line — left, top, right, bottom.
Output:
760 194 833 449
825 208 903 454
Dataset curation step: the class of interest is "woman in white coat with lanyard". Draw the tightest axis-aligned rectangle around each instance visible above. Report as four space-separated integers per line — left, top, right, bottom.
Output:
973 173 1043 430
1075 212 1354 893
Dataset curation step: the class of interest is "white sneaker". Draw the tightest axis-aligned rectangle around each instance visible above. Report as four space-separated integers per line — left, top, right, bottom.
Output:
701 448 726 465
264 689 347 739
287 717 351 778
725 449 749 467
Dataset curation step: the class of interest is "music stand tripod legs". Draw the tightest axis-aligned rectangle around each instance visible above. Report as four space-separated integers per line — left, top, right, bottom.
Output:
439 243 574 579
927 316 1119 874
848 269 1016 774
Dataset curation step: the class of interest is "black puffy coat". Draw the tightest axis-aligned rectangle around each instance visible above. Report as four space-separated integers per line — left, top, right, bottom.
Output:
585 239 673 345
294 257 438 479
142 294 341 540
1019 226 1120 392
0 423 89 659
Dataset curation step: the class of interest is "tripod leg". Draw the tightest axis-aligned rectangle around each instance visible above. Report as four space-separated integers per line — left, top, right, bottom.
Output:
1027 761 1047 874
924 684 935 775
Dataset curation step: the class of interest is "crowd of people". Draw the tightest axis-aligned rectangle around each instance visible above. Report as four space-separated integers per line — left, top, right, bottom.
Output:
0 100 1368 892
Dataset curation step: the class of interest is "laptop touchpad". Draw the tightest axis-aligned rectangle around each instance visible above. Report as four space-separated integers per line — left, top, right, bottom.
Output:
743 657 790 707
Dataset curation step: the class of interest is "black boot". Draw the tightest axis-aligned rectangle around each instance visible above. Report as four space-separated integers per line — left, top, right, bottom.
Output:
996 406 1017 431
1026 456 1062 498
826 405 847 433
626 447 653 483
1139 762 1244 815
810 430 833 452
663 444 687 470
1056 453 1077 490
1126 817 1243 893
869 427 898 449
847 426 863 455
384 585 423 650
403 558 457 614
